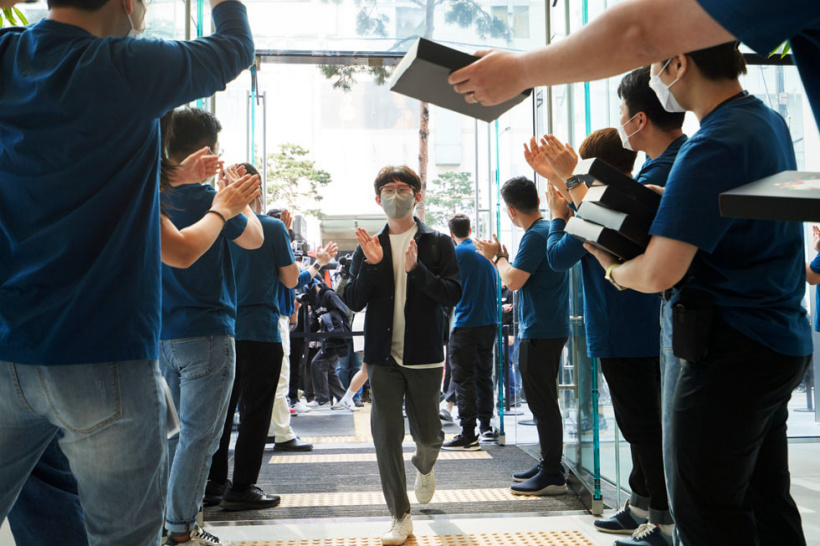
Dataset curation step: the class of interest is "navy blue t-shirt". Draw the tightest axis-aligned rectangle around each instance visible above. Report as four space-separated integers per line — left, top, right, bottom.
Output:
161 184 248 340
232 214 295 343
650 95 812 357
512 219 570 339
0 1 254 365
635 135 688 187
810 252 820 332
453 239 499 329
697 0 820 132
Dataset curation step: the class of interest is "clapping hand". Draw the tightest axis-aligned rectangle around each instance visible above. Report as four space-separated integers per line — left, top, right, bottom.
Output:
211 173 261 220
316 241 339 267
355 227 383 264
474 234 506 262
174 147 224 185
539 135 578 184
405 239 419 272
813 225 820 252
546 182 571 221
280 209 294 231
524 136 558 181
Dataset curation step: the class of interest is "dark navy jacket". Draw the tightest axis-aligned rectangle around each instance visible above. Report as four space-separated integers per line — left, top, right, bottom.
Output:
343 218 462 366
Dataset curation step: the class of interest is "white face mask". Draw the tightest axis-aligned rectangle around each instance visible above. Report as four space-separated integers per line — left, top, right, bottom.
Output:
649 59 685 113
617 113 641 152
124 0 144 38
380 192 415 219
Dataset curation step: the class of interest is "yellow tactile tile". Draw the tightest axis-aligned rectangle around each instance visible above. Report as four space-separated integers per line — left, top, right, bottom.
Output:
232 531 594 545
298 434 459 445
269 451 492 465
275 487 545 507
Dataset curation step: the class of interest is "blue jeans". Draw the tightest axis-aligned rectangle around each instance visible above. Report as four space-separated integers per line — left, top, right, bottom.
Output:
160 335 235 534
0 360 167 546
659 298 682 521
7 434 88 546
336 341 363 402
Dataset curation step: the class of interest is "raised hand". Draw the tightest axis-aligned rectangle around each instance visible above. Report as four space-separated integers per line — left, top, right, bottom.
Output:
211 173 260 220
280 209 294 231
447 49 529 107
355 227 383 265
316 241 339 267
539 135 579 183
546 183 571 221
405 239 418 272
813 225 820 252
175 147 224 185
474 234 503 262
524 136 558 181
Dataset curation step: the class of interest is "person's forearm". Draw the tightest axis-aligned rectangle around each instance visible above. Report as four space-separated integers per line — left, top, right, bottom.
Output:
0 0 18 8
518 0 733 89
161 214 224 269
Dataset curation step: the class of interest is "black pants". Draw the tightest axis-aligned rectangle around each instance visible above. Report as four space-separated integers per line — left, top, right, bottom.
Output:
449 324 497 434
600 357 670 521
287 332 304 403
210 340 283 489
311 346 346 404
519 337 567 476
670 318 810 545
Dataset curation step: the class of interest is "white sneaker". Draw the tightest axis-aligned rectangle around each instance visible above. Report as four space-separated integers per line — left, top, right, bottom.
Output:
414 468 435 504
292 401 311 413
306 400 320 408
165 524 229 546
380 513 413 546
331 398 360 412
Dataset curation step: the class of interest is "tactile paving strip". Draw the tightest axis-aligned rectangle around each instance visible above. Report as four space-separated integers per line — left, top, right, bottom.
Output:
276 487 544 507
298 434 459 444
232 531 594 546
270 451 492 464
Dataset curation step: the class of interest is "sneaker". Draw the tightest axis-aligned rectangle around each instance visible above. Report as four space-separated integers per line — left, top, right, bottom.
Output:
290 407 297 415
510 469 567 496
479 429 496 443
308 401 331 410
306 400 320 408
414 469 436 504
164 524 227 545
292 401 311 413
353 398 364 407
613 523 673 546
442 433 480 451
594 501 646 534
219 485 281 511
331 399 360 412
274 437 314 452
203 479 230 507
512 462 541 483
438 409 453 422
381 513 413 546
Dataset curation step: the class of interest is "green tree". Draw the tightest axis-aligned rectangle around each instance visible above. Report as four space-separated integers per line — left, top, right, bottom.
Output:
1 6 27 28
262 143 332 219
320 0 511 220
425 171 474 230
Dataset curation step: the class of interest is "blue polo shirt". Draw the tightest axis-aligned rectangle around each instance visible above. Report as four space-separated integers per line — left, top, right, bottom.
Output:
635 135 688 187
512 219 570 339
453 238 499 328
160 184 248 340
810 252 820 332
232 214 294 343
696 0 820 131
0 1 254 365
650 95 812 357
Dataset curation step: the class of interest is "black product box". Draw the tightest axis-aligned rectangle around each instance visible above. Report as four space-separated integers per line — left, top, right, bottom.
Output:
719 170 820 222
576 200 651 247
389 38 533 123
582 184 658 227
564 216 645 261
575 158 662 211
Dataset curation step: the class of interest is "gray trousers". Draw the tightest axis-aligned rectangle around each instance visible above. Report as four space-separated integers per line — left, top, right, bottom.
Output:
369 360 444 517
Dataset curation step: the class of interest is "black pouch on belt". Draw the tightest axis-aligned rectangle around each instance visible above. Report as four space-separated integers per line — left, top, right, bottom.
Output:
672 288 715 363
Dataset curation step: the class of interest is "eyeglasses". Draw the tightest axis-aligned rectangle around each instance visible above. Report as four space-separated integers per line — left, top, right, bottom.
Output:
380 186 414 198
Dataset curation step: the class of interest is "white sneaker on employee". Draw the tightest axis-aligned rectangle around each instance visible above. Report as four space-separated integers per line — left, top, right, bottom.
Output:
380 513 413 546
414 468 435 504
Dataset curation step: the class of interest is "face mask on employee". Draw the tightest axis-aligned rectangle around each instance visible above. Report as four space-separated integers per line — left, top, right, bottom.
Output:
617 113 641 152
649 59 685 113
380 190 415 219
124 0 144 38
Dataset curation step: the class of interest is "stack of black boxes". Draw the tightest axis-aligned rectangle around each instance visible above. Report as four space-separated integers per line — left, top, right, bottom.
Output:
564 158 661 260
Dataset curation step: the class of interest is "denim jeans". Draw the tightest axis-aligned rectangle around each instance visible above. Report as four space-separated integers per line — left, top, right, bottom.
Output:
160 335 235 534
336 340 363 402
7 434 88 546
0 359 167 546
659 298 682 519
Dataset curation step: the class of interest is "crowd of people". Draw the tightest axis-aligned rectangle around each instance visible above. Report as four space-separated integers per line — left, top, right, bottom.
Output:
1 0 819 545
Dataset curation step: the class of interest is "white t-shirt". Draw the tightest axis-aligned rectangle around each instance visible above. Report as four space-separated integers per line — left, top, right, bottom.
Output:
388 225 443 369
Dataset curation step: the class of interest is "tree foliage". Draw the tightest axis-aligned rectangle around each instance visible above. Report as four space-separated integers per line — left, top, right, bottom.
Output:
262 143 332 219
1 6 27 28
425 171 475 229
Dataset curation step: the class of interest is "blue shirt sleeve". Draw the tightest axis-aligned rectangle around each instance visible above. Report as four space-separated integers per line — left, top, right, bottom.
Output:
512 228 548 274
265 217 295 268
297 269 313 290
810 251 820 274
547 218 587 271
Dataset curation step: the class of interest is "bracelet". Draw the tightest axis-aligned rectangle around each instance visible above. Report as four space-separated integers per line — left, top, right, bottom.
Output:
206 209 227 225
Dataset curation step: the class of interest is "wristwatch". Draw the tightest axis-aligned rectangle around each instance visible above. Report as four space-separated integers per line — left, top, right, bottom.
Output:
492 253 508 265
605 263 625 291
565 176 584 191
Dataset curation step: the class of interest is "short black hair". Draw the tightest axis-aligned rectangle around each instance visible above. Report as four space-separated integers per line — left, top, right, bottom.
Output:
166 107 222 163
500 176 539 214
266 208 282 219
578 128 637 175
373 165 422 196
240 163 260 177
617 67 685 132
47 0 111 11
448 214 471 238
687 42 747 80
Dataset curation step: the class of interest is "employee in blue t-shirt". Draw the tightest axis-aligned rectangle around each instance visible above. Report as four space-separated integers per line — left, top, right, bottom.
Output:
585 43 812 546
160 109 264 544
805 227 820 333
0 0 254 544
448 0 820 138
441 214 499 451
474 177 570 497
207 163 300 511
